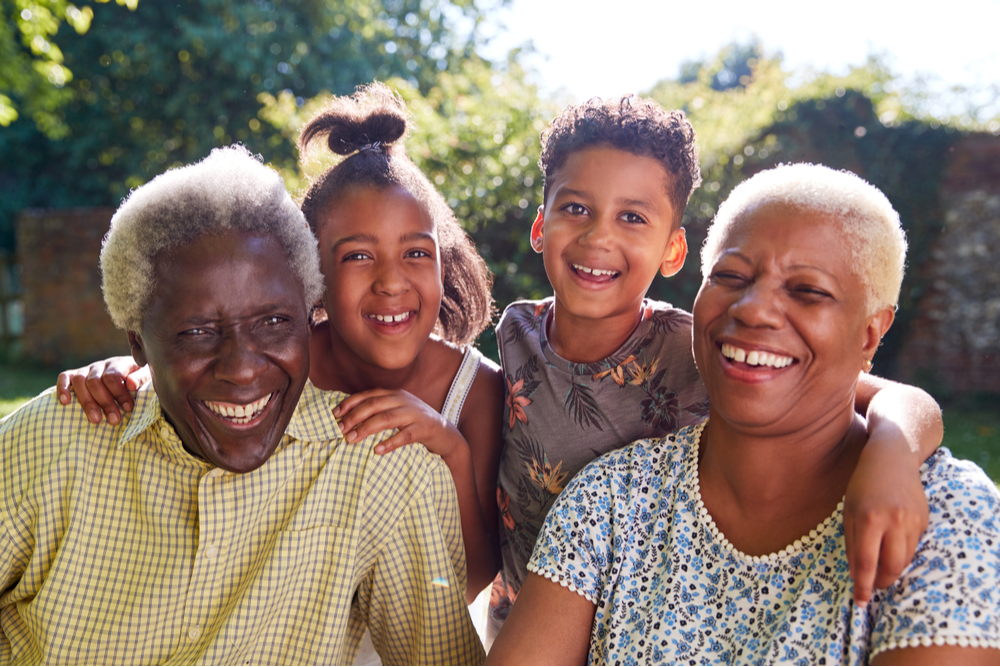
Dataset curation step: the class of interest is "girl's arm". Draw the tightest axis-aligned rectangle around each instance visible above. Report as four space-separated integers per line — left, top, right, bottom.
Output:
846 374 944 607
486 573 595 665
55 356 148 424
333 362 505 602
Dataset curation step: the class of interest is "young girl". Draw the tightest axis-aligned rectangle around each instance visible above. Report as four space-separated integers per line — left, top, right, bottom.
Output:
57 83 505 605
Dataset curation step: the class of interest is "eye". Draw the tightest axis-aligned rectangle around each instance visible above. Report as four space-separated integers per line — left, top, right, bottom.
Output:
180 327 211 336
342 251 371 262
791 285 833 300
262 315 289 326
561 202 588 216
710 270 748 287
620 211 647 225
405 248 433 259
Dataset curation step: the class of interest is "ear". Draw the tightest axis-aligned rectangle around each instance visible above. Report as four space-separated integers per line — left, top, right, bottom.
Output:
127 330 149 368
659 228 688 278
530 207 544 254
861 307 895 368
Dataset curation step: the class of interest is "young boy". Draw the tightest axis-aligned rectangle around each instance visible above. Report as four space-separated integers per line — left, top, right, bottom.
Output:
488 95 942 643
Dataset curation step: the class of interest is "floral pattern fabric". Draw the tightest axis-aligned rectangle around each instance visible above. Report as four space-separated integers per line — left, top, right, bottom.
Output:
490 298 709 638
529 422 1000 665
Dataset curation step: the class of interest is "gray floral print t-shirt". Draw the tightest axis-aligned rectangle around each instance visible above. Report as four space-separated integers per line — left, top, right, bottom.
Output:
489 298 709 637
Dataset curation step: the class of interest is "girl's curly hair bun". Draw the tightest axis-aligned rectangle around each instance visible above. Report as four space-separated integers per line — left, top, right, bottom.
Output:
299 82 407 158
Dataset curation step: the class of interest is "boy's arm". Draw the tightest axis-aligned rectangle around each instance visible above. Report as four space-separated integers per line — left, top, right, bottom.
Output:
846 374 944 607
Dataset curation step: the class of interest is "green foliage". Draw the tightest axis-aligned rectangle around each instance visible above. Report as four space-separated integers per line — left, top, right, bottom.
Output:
0 0 133 136
0 0 499 251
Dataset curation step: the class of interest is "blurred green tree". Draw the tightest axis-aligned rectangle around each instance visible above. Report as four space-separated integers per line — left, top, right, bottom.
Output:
0 0 499 250
0 0 136 135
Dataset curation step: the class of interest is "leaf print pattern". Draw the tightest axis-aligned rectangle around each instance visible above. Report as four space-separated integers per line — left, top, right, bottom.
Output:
564 380 603 430
504 356 541 430
529 426 1000 665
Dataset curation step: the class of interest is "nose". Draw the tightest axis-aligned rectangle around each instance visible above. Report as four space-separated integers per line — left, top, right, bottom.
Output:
728 280 784 329
578 212 615 249
214 329 267 385
372 257 409 296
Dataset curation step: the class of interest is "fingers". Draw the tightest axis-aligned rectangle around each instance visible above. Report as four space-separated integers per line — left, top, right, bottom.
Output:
125 365 151 392
847 508 926 608
56 371 75 406
373 428 420 455
342 405 412 444
334 391 413 441
846 515 878 608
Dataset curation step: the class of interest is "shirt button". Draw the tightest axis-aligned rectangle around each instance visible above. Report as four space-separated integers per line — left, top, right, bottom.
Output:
205 544 219 559
188 626 201 641
209 468 224 479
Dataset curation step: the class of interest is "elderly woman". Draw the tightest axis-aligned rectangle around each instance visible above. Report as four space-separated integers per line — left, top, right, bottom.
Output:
488 164 1000 665
0 146 484 664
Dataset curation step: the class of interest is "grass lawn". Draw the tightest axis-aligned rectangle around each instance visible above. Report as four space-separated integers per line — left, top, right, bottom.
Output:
0 362 57 419
1 360 998 488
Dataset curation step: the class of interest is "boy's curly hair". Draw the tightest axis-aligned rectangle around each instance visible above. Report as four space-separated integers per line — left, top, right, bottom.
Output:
540 95 701 225
298 82 494 346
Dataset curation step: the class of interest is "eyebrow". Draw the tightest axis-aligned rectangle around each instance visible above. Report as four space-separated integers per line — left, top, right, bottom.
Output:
330 230 436 252
557 187 662 214
330 233 378 252
721 250 841 280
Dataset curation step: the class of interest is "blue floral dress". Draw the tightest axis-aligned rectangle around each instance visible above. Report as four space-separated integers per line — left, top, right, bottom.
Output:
530 422 1000 665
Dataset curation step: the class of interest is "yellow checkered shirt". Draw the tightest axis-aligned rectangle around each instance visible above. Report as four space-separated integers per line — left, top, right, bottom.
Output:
0 381 485 665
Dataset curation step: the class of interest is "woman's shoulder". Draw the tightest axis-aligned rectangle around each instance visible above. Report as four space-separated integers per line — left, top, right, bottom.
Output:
921 447 1000 532
565 422 704 496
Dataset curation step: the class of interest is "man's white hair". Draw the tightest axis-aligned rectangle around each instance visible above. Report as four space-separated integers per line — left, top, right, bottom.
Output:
101 145 323 331
701 163 907 314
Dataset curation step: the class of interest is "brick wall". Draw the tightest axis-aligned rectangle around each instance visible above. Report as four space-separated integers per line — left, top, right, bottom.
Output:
895 135 1000 394
17 208 130 366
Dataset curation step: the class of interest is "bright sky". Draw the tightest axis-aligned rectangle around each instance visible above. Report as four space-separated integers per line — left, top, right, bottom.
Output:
479 0 1000 119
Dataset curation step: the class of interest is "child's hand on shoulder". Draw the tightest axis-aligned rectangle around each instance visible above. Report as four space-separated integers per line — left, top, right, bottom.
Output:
56 356 148 425
333 388 465 459
843 441 929 608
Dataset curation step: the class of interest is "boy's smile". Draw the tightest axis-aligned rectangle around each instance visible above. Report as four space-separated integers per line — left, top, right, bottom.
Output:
533 146 687 362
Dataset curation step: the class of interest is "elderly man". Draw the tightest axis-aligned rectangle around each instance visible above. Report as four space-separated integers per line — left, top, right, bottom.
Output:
0 146 485 665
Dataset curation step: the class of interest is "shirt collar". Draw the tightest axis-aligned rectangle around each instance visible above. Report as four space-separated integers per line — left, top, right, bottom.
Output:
118 381 164 448
284 380 346 443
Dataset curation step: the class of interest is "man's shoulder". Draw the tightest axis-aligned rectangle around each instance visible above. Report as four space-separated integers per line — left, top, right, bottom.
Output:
1 386 104 453
364 442 452 501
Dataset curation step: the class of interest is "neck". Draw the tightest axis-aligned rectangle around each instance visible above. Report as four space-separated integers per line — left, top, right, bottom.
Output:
698 399 867 555
547 298 644 363
308 320 420 394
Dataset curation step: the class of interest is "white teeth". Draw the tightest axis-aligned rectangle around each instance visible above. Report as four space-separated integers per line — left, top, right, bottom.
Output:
721 343 794 368
373 312 411 323
205 394 272 423
572 264 618 277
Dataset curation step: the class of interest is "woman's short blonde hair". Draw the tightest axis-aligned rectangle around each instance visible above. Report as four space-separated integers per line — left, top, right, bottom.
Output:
701 163 907 314
101 145 323 331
